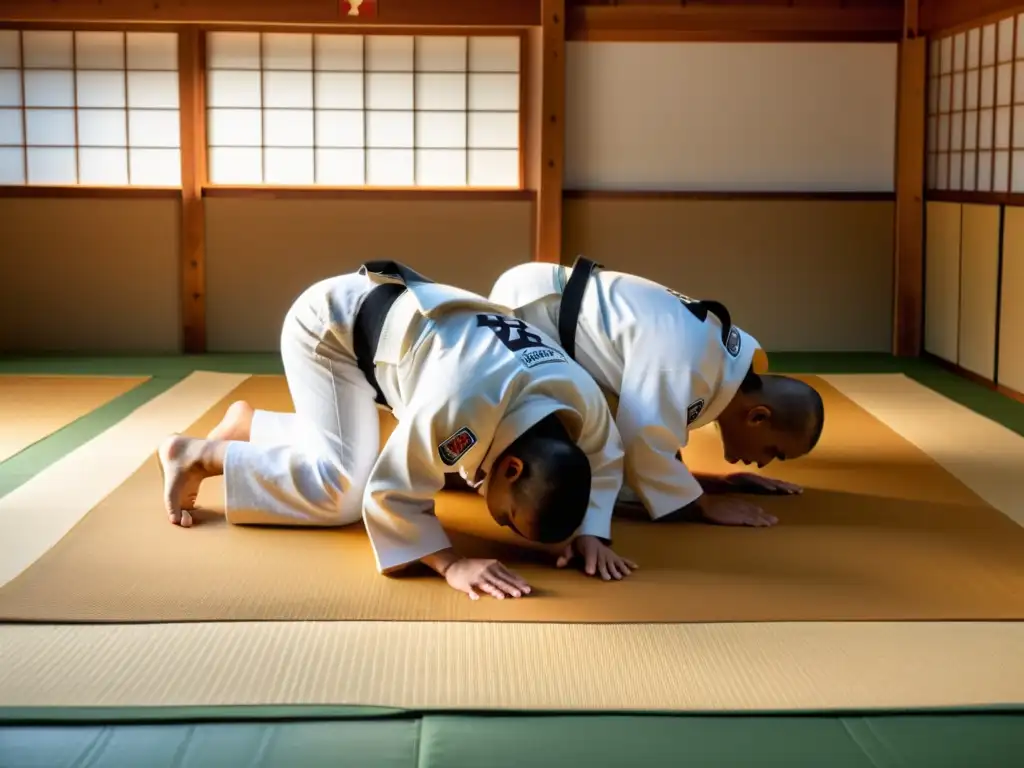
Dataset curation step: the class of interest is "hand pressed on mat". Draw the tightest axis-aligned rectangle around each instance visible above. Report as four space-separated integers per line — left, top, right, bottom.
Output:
556 534 637 581
422 548 531 600
698 495 778 527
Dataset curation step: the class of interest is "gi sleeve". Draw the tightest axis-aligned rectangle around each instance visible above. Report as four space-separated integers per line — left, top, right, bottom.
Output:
570 384 626 542
615 331 706 520
362 406 452 574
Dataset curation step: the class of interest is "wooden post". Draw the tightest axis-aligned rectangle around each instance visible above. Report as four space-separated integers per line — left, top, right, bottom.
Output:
893 0 927 356
533 0 566 263
178 27 207 353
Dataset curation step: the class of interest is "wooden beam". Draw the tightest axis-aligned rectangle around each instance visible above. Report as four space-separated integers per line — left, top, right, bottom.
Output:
0 0 540 27
533 0 566 264
178 28 207 354
923 0 1022 33
567 3 904 42
893 0 926 357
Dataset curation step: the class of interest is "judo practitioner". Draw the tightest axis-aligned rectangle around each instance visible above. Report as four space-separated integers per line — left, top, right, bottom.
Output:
488 258 825 528
158 262 636 601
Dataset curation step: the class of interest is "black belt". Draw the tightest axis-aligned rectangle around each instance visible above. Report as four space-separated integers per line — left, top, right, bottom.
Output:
353 282 407 407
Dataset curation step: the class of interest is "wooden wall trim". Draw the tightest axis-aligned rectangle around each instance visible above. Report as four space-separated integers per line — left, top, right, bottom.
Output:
923 0 1024 34
563 191 896 202
566 4 903 43
202 187 535 201
0 186 180 199
178 28 207 354
0 0 540 27
893 0 927 357
533 0 566 264
924 351 1024 405
929 191 1024 206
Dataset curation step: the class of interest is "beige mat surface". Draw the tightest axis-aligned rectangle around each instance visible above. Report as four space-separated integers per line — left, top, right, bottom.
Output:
0 374 148 462
2 374 1024 624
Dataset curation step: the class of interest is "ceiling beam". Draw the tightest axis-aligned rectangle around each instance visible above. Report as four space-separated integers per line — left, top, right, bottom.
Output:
922 0 1021 34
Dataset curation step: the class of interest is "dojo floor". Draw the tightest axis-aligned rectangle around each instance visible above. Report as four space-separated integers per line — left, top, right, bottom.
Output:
1 353 1023 767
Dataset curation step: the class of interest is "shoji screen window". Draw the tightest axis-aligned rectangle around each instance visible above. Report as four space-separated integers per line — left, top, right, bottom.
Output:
205 32 521 187
966 18 1016 193
0 30 180 186
1013 15 1024 191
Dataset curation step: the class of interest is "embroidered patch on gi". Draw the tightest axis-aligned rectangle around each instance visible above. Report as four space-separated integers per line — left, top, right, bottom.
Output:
518 346 567 369
439 427 478 466
725 327 742 357
687 398 705 426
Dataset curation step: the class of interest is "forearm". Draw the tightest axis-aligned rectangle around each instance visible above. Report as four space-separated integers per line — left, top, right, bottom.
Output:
693 472 732 494
653 497 705 523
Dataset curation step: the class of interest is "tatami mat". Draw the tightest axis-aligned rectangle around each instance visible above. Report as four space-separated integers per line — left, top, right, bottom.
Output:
0 374 148 463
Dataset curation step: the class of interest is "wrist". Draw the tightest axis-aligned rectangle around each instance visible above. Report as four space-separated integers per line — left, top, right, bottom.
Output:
421 548 461 577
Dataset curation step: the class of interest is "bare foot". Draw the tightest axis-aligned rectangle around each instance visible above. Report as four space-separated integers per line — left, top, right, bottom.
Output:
157 435 210 528
207 400 255 442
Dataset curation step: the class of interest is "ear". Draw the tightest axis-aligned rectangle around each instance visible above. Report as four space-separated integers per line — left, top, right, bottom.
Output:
504 455 525 482
746 405 771 426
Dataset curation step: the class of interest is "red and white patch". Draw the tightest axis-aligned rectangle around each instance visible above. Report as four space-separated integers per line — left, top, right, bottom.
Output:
438 427 478 466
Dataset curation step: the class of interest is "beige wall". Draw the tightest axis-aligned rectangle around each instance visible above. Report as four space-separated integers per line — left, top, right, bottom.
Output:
562 198 895 352
204 198 533 351
0 198 181 353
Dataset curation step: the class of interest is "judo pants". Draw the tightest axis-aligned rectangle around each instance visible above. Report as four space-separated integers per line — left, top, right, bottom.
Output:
222 273 383 527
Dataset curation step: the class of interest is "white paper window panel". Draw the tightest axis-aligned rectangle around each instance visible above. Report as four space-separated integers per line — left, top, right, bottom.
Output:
938 115 950 150
469 37 519 73
949 152 963 189
315 36 362 71
126 33 178 70
1013 151 1024 191
128 72 179 108
263 34 313 70
78 109 127 146
365 72 413 110
996 106 1011 149
130 148 180 185
0 71 21 107
208 147 262 183
129 109 179 148
0 109 22 144
995 150 1010 190
265 147 314 183
940 37 953 74
981 67 995 108
23 31 73 69
927 116 937 151
0 31 19 69
951 114 964 151
999 17 1015 62
929 40 940 77
1019 15 1024 57
416 111 465 148
965 111 978 149
928 77 939 114
966 68 979 109
416 73 466 110
24 70 74 108
936 154 949 188
416 148 466 186
939 74 952 112
983 24 997 67
468 149 517 186
79 147 128 184
953 73 965 111
964 152 977 190
366 111 413 147
968 28 981 68
207 70 261 108
564 42 897 191
316 111 364 147
366 148 413 185
0 147 24 183
416 37 466 72
27 147 76 183
469 111 518 148
468 73 518 110
316 149 364 184
1016 62 1024 102
926 153 937 187
979 109 994 148
207 32 260 70
997 63 1013 106
264 71 313 108
1015 106 1024 146
208 109 262 146
365 36 413 72
77 71 126 108
26 109 75 146
76 32 124 70
978 151 993 190
264 109 314 147
315 72 363 109
954 33 967 71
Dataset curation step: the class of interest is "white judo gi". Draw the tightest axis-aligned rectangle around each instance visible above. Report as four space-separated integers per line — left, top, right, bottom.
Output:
488 261 763 519
223 267 624 573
